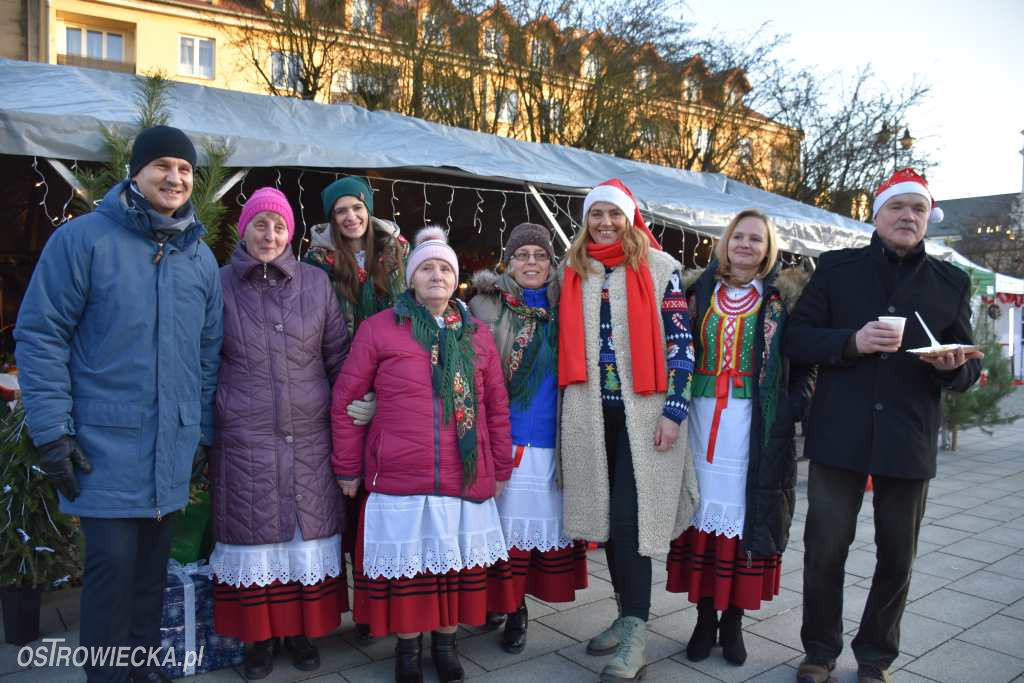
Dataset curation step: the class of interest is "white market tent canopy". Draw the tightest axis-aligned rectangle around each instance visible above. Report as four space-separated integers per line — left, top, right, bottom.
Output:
1 56 1022 295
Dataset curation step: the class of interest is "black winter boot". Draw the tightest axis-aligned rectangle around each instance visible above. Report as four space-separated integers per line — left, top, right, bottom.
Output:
685 598 718 662
394 634 423 683
484 611 506 630
283 635 320 671
243 638 279 680
430 630 465 683
719 607 747 665
501 600 528 653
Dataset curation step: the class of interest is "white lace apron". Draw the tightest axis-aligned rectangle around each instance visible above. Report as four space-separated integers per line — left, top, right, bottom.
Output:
495 445 572 552
361 493 508 580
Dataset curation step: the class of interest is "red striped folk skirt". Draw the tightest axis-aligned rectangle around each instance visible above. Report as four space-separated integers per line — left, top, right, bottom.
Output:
212 575 349 642
487 542 589 610
665 527 781 611
352 497 512 637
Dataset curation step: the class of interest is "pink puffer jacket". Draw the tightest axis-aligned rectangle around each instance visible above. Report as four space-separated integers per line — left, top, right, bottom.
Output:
331 306 512 501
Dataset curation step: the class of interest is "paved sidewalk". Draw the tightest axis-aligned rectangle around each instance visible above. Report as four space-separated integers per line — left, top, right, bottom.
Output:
3 413 1023 682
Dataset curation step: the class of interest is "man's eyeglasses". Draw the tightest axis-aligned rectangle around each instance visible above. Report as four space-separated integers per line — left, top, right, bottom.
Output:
510 251 550 263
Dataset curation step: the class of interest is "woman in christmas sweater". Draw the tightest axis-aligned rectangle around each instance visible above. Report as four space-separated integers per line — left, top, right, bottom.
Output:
468 222 588 654
209 189 350 680
665 208 814 666
559 179 698 682
303 175 409 640
331 227 514 683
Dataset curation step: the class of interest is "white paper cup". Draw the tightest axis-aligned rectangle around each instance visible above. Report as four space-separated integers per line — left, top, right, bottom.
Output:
877 316 906 345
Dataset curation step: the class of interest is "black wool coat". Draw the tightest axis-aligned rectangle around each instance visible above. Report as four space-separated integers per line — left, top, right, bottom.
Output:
784 232 981 480
688 262 815 557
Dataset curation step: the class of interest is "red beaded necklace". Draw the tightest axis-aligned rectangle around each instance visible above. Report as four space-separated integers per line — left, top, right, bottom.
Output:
715 284 760 316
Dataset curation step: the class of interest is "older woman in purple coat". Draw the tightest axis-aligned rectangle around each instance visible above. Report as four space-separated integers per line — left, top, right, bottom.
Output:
209 188 350 680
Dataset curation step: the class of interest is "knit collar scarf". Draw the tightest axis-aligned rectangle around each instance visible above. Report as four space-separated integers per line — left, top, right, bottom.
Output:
559 240 666 394
394 290 480 486
499 280 557 409
125 181 196 244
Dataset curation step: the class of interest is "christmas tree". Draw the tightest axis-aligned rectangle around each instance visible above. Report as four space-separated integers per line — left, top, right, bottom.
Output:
941 312 1021 451
72 72 234 257
0 402 82 589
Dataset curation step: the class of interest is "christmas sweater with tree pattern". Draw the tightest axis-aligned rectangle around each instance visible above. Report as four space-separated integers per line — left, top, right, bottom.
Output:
598 266 695 422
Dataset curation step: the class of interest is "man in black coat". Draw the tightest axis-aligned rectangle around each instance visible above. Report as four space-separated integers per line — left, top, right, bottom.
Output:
785 168 983 683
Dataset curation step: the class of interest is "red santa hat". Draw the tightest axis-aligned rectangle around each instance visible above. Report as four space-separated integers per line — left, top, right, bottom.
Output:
872 168 944 223
582 178 662 250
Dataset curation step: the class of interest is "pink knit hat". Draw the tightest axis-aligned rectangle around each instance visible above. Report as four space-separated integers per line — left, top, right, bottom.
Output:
405 226 459 286
238 187 295 240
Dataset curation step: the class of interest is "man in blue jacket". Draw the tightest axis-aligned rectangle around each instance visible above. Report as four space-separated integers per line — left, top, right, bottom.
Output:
15 126 223 683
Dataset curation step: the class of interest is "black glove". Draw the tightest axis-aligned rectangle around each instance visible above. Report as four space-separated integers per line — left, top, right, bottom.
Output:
192 444 209 481
37 436 92 502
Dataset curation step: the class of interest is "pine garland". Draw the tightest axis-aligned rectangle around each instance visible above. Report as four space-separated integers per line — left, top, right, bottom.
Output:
0 403 82 589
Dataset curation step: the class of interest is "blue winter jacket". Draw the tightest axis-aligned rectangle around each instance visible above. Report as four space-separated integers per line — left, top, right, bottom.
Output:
14 180 224 518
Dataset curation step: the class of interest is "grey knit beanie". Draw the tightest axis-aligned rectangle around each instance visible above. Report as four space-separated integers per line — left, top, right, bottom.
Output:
503 222 554 264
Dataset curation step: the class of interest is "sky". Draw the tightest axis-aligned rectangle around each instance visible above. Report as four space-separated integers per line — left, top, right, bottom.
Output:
685 0 1024 200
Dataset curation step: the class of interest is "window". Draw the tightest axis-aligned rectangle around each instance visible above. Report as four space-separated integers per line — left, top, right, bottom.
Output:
636 65 651 89
422 14 446 46
271 51 302 91
694 128 710 155
272 0 299 12
640 123 657 146
482 27 504 58
178 36 214 79
497 90 518 124
351 0 374 32
727 87 741 107
426 85 455 112
582 53 599 79
683 76 700 101
65 26 124 61
737 137 753 164
541 98 563 128
530 38 550 68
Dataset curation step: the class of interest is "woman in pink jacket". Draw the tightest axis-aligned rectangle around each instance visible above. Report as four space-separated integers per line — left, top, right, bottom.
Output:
331 226 513 683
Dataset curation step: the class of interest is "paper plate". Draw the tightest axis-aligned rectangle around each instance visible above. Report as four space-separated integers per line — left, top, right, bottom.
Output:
907 344 978 356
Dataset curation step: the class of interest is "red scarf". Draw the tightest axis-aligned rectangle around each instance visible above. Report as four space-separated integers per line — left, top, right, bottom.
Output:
558 241 667 395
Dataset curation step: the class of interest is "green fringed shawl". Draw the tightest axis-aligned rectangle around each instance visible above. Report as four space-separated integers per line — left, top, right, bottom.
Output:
499 292 558 410
394 291 480 486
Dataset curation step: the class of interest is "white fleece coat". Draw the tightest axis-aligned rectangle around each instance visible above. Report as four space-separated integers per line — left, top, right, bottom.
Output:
559 248 699 558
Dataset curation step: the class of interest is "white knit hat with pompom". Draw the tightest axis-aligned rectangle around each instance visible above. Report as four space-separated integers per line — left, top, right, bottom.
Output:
405 225 459 286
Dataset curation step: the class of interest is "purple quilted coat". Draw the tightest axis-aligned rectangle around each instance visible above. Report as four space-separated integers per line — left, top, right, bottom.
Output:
211 242 350 545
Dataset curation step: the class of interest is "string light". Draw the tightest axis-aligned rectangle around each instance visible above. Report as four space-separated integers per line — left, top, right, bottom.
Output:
446 186 455 234
274 169 282 189
524 192 530 223
236 172 248 207
498 191 508 251
390 180 400 220
31 157 60 226
422 184 431 226
296 170 309 258
474 189 484 234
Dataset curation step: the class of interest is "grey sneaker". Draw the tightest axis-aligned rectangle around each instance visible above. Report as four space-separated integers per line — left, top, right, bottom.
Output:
600 616 647 681
588 617 628 655
587 594 624 655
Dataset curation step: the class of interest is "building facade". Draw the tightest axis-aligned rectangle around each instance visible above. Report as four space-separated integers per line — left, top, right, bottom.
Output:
4 0 799 190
